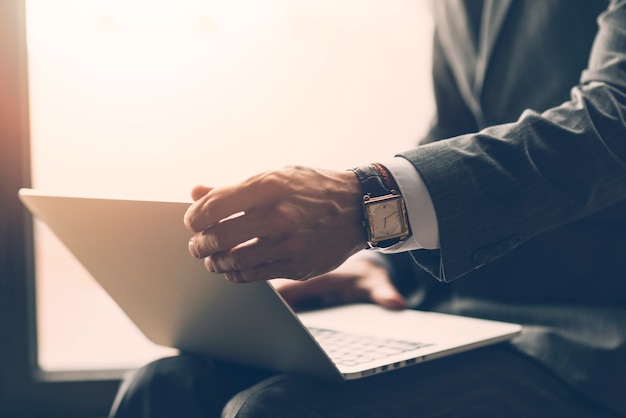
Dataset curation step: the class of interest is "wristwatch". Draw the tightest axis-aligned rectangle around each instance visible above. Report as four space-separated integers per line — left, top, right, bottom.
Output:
349 163 410 248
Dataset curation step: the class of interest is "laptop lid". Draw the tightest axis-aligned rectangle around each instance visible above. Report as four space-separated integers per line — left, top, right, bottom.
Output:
19 188 521 381
19 188 341 379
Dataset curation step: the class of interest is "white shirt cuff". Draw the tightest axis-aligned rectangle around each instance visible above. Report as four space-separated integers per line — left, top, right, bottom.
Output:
375 157 440 252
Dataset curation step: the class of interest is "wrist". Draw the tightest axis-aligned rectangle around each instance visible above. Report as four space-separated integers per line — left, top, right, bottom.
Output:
339 170 371 251
348 163 411 248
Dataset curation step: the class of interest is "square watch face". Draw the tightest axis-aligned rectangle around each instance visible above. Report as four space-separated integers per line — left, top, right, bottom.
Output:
364 194 408 241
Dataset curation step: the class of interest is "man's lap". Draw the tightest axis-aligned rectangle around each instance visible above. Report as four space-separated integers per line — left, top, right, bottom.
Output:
109 345 621 418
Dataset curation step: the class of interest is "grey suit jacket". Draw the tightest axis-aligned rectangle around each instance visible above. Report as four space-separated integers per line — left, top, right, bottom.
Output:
395 0 626 414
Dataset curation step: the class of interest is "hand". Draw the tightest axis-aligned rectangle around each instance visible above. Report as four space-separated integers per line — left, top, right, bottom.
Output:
185 166 366 283
271 256 407 311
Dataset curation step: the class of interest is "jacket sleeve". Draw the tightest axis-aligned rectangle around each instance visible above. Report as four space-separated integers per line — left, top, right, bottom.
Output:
399 0 626 282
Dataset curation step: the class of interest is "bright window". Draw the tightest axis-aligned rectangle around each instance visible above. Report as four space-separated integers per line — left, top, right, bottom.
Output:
26 0 434 371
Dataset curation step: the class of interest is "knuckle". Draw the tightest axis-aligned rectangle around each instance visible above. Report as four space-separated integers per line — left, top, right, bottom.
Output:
204 256 216 272
201 226 225 251
184 211 199 232
258 172 282 193
254 168 294 194
188 236 201 258
207 247 245 273
228 248 245 271
184 198 216 233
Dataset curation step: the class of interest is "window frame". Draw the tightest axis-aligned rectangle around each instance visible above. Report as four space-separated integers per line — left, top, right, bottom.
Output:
0 1 124 416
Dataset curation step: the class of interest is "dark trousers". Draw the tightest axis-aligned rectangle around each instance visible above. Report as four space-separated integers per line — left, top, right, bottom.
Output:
109 345 622 418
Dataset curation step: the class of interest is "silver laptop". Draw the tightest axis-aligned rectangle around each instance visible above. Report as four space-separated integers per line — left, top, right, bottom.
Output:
19 188 521 381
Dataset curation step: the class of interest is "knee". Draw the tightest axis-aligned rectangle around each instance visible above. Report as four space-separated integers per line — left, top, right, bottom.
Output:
222 376 314 418
222 386 284 418
129 355 207 394
110 354 213 418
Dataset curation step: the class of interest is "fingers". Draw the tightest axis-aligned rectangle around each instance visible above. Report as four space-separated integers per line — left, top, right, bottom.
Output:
271 257 408 310
184 166 365 283
211 258 302 283
200 234 320 283
188 210 264 259
199 236 281 275
188 201 301 261
361 261 407 309
184 170 285 233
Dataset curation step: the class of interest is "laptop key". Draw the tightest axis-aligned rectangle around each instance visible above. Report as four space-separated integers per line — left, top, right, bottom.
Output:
308 327 431 367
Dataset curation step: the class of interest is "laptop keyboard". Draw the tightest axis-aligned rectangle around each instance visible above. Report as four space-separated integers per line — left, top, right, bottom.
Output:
308 327 432 367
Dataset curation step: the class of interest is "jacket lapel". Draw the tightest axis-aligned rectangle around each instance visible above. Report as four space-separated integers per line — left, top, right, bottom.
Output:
434 0 513 128
473 0 513 108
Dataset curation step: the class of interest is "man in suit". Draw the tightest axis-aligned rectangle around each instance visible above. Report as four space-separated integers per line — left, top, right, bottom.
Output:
111 1 626 416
